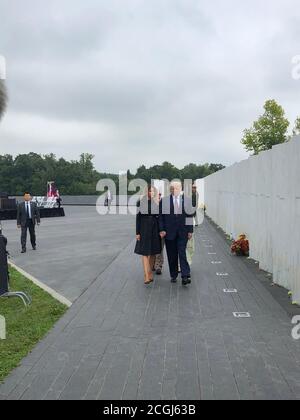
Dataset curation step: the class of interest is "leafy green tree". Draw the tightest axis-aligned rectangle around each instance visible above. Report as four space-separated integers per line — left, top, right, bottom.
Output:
134 161 224 184
181 163 199 181
208 163 226 173
241 99 290 154
292 116 300 137
136 165 151 183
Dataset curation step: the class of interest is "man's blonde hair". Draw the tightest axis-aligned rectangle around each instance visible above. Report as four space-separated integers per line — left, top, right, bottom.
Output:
170 181 182 195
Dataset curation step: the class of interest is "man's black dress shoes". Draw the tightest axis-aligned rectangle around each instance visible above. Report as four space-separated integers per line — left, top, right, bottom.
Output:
171 277 177 283
182 277 189 286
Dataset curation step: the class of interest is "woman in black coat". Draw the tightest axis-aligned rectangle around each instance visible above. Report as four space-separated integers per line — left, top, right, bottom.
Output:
135 185 162 284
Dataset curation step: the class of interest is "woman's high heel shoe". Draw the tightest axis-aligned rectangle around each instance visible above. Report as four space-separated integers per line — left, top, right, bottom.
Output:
144 275 154 285
144 274 153 285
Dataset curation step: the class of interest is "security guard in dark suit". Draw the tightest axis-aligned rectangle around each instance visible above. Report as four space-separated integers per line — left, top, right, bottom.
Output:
17 192 40 253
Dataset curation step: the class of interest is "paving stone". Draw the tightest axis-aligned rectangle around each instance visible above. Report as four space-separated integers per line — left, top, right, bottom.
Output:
1 215 300 400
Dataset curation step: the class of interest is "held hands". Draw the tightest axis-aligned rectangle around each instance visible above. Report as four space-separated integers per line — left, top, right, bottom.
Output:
136 235 141 241
160 231 166 239
188 233 193 240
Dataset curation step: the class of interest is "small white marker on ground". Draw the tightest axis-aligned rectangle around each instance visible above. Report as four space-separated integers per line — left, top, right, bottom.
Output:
233 312 251 318
223 289 238 293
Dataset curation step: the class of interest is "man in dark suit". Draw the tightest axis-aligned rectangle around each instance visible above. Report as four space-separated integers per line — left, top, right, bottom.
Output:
17 192 40 253
159 182 194 286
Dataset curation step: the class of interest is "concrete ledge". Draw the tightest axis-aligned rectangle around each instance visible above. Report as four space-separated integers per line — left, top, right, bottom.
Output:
8 261 72 308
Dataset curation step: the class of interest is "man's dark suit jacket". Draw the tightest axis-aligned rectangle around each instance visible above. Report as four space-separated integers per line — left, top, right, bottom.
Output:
17 202 40 227
159 195 194 241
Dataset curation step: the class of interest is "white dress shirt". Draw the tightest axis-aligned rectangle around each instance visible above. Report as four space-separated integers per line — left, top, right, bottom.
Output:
173 195 181 214
26 202 32 219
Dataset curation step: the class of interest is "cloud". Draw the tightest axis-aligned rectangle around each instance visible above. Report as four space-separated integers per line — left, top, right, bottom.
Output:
0 80 8 119
0 0 300 172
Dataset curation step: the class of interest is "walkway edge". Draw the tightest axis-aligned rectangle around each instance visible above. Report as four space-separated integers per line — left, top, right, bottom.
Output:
8 261 72 308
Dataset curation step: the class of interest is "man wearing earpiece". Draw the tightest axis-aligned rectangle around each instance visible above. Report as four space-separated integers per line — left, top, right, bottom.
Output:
17 192 41 253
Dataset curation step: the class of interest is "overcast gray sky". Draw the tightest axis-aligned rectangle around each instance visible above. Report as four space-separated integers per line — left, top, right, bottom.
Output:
0 0 299 172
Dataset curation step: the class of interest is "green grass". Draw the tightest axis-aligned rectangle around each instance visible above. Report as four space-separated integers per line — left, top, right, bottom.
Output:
0 267 68 383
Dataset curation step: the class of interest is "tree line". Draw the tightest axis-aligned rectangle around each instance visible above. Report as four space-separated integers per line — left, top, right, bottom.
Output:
0 153 225 196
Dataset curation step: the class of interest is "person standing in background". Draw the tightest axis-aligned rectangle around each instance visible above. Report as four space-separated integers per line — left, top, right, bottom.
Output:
105 188 113 211
185 184 199 266
192 184 200 226
153 192 165 275
107 189 113 211
17 192 40 253
56 190 62 208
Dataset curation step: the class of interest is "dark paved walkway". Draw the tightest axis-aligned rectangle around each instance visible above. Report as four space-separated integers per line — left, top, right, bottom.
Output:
2 207 134 302
1 217 300 400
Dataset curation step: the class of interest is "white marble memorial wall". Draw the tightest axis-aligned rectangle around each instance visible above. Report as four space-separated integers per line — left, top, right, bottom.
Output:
204 136 300 304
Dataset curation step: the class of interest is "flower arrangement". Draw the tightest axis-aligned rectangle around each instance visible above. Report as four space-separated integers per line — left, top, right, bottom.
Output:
231 234 249 256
